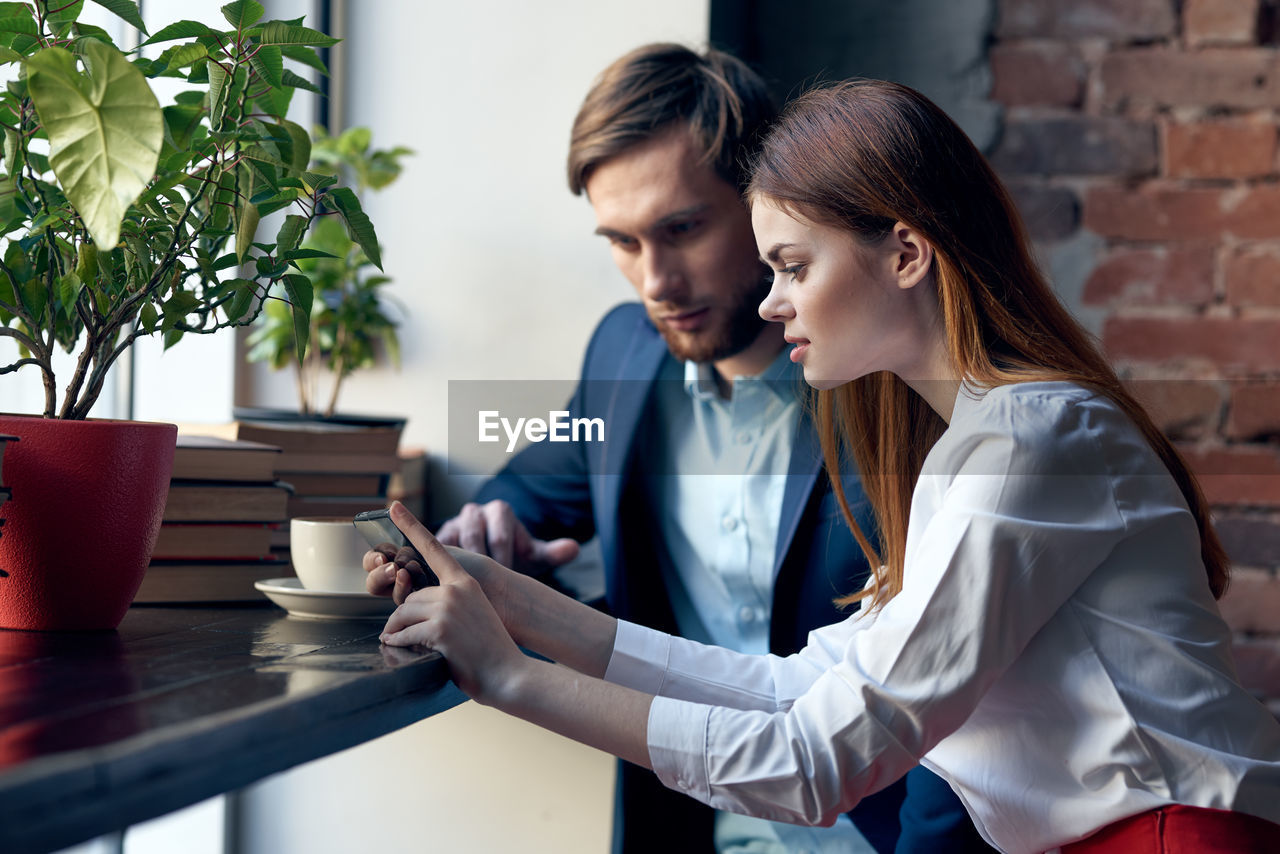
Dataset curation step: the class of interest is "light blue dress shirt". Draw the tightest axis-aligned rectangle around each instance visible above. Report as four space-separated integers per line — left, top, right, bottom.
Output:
643 349 874 854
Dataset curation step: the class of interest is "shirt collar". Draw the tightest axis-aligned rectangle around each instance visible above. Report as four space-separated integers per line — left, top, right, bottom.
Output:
682 346 804 404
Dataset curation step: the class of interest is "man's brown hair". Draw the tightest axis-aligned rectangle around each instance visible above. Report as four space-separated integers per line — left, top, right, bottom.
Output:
567 43 775 196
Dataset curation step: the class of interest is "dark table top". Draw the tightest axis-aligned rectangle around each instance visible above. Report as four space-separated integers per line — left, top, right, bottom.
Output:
0 603 462 854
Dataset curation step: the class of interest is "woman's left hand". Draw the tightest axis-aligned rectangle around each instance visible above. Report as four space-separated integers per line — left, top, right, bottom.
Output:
379 502 527 705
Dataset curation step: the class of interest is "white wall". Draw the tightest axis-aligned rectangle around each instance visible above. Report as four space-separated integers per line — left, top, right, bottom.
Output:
236 3 709 853
237 0 706 471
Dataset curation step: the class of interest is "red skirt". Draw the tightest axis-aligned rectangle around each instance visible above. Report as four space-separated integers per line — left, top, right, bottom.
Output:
1060 804 1280 853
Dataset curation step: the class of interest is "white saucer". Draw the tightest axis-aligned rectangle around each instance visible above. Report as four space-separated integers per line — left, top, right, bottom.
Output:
254 577 396 621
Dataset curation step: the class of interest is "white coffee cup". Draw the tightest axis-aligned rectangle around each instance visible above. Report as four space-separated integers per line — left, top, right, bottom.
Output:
290 516 372 594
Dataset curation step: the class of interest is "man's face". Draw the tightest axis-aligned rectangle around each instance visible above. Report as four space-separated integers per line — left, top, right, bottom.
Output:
584 126 772 364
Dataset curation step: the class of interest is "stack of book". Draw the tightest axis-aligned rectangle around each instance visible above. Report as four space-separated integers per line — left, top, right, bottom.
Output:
388 447 430 521
178 412 405 550
134 435 291 603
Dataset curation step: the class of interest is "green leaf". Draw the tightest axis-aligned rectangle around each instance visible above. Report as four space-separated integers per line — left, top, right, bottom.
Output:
326 186 381 269
154 41 208 73
300 170 337 191
0 45 18 64
247 43 281 87
282 247 336 262
45 0 85 26
207 57 229 128
275 213 305 254
235 171 259 262
221 0 264 30
0 7 36 35
139 299 157 332
281 43 327 76
280 68 321 95
88 0 147 34
25 43 163 249
254 22 338 48
225 277 255 320
139 20 218 47
276 118 310 171
281 272 311 360
57 271 82 319
18 277 45 320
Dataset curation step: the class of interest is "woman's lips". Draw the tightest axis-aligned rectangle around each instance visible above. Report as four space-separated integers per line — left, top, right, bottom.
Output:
661 307 710 332
789 342 809 362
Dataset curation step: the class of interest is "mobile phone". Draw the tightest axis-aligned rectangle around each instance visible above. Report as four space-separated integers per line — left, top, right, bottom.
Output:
352 509 438 586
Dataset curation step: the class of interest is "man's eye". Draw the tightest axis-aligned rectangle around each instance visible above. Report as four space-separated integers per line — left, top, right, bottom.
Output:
665 221 699 239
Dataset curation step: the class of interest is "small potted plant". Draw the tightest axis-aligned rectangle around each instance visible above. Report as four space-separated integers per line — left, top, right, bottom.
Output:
0 0 381 630
246 125 410 419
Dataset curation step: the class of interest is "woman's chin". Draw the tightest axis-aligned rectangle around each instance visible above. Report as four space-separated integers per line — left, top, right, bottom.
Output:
802 371 852 392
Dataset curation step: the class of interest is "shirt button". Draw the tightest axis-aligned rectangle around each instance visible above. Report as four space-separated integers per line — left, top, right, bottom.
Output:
736 431 752 445
721 515 738 532
739 606 756 624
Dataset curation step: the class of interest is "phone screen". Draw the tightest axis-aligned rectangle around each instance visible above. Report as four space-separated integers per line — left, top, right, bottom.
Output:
352 509 437 586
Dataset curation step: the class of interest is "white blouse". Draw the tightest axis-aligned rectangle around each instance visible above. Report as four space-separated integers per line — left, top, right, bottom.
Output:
604 381 1280 854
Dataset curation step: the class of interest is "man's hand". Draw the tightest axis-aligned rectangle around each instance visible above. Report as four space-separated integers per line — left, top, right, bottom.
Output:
435 499 580 576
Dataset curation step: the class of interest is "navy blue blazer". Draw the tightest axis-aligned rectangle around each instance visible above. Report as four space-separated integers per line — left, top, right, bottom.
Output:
476 304 988 853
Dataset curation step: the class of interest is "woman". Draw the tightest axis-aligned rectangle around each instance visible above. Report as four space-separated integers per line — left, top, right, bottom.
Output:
371 80 1280 853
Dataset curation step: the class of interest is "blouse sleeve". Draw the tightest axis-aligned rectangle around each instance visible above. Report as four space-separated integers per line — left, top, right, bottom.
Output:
605 610 871 712
640 397 1136 826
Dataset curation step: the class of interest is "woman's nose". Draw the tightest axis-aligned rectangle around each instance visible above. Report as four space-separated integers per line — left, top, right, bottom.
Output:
758 278 792 322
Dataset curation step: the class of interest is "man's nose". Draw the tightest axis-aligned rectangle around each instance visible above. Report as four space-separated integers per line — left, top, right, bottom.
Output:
640 247 685 303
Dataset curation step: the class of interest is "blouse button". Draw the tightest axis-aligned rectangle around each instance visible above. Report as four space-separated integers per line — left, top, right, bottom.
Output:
738 606 756 624
721 515 738 532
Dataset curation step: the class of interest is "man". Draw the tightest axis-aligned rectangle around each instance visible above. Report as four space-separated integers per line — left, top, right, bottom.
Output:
417 44 986 854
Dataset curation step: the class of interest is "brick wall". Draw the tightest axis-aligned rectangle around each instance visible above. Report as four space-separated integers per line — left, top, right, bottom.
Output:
989 0 1280 713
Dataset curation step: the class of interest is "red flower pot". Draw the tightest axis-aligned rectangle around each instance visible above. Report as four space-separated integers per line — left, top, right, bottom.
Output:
0 415 176 631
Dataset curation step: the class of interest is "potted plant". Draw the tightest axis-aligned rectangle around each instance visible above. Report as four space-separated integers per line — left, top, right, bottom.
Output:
246 125 410 419
0 0 381 630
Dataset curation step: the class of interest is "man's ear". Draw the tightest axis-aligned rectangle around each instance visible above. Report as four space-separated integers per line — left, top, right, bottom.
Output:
888 221 934 290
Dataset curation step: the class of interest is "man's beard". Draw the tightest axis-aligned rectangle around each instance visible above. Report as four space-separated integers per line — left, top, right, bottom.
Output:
653 270 774 364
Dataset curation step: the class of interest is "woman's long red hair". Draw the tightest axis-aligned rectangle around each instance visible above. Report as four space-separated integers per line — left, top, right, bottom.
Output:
748 80 1228 610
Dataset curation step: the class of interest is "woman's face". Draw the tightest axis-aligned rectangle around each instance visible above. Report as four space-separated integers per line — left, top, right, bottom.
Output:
753 199 939 390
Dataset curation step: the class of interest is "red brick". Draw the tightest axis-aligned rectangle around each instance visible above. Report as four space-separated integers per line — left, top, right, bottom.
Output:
1185 0 1260 46
1164 120 1276 179
1218 512 1280 565
1101 48 1280 109
1086 185 1280 241
1125 378 1224 439
1084 185 1230 241
1225 244 1280 307
1105 316 1280 372
1230 636 1280 703
1220 567 1280 631
989 44 1084 107
1227 383 1280 439
1179 444 1280 505
998 0 1176 39
1005 182 1081 241
1083 245 1215 306
993 117 1157 176
1226 186 1280 239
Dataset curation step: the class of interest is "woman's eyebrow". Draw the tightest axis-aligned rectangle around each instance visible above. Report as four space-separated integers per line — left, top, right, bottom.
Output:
764 243 796 262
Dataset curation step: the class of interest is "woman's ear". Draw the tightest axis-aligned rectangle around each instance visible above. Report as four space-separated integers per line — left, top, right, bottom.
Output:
888 221 934 290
